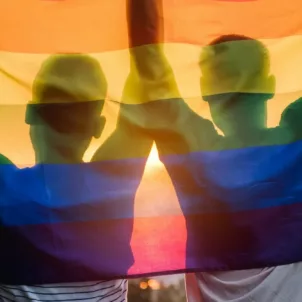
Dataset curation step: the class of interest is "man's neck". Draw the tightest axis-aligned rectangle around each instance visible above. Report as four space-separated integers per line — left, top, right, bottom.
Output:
36 152 84 164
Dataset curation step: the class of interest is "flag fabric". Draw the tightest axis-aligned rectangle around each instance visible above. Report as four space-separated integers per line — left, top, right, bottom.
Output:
1 0 302 285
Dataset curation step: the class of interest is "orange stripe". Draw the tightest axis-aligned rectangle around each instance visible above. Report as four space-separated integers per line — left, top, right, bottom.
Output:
1 0 302 53
0 0 127 53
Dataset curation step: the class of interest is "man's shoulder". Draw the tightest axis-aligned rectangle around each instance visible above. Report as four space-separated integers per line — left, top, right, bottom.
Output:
222 127 293 150
187 111 222 150
0 163 44 198
0 154 14 165
194 263 302 302
1 280 128 302
265 126 294 146
0 155 17 181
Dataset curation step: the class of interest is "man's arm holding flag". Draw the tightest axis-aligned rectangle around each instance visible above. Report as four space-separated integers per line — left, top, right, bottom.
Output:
91 1 156 163
125 0 180 103
126 0 219 155
91 105 152 163
92 0 179 163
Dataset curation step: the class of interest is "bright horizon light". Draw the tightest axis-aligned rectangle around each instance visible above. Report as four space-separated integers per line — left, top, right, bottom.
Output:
84 141 162 170
145 143 162 170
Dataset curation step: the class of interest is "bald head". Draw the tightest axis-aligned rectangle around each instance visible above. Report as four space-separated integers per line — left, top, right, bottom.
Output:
27 54 107 134
26 54 107 163
280 98 302 140
32 54 107 103
199 35 275 136
200 35 271 96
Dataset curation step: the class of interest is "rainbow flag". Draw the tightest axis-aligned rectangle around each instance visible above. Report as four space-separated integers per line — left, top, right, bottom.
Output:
1 0 302 284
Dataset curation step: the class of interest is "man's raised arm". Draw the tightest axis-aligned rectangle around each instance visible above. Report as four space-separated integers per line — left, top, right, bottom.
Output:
125 0 219 155
126 0 180 103
92 1 164 164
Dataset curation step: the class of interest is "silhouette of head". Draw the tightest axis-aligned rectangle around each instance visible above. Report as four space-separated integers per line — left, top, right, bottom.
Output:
199 35 275 136
25 54 107 163
280 97 302 140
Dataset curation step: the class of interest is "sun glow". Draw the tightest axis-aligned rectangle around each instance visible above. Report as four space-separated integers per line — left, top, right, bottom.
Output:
146 143 162 170
84 141 162 172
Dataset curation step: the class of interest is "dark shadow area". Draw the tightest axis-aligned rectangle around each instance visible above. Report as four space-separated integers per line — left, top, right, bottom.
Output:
0 54 152 284
126 0 302 272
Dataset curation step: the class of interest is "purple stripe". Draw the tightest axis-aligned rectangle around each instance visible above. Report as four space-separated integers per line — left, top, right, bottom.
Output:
1 202 302 284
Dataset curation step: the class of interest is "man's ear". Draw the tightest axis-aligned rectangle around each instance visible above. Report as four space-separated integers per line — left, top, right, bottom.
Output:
200 76 213 102
200 76 207 101
93 116 106 139
265 74 276 100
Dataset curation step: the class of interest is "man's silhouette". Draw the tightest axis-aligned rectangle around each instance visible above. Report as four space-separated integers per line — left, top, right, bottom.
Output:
126 1 302 301
0 54 152 301
200 35 294 148
280 97 302 141
186 34 302 302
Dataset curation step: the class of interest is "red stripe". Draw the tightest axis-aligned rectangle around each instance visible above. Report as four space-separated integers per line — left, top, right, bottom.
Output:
1 0 301 53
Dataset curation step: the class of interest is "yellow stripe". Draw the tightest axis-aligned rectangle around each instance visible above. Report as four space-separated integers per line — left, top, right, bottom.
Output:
1 36 302 106
0 91 300 166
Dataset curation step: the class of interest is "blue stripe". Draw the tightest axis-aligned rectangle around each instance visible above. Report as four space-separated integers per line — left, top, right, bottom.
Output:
161 139 302 214
2 140 302 226
0 158 146 226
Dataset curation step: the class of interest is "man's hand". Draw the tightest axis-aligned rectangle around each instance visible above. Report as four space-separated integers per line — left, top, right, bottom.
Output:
124 0 194 156
127 0 163 48
124 0 220 157
126 0 180 103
